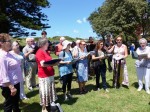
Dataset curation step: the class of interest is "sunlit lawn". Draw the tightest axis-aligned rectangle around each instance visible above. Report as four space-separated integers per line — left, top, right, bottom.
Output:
0 55 150 112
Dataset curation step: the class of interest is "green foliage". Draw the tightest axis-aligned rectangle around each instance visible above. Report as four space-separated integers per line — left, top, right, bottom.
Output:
0 0 50 36
88 0 149 41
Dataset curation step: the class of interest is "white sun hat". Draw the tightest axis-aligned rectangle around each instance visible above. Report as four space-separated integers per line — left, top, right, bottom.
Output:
62 40 72 49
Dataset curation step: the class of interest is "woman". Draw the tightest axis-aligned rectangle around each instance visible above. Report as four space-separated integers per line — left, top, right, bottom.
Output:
105 35 128 88
0 33 23 112
77 40 89 94
135 38 150 94
59 40 73 101
35 38 59 112
10 41 28 100
92 40 109 92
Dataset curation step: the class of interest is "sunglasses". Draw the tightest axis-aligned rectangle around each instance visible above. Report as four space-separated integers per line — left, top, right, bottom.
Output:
4 40 12 43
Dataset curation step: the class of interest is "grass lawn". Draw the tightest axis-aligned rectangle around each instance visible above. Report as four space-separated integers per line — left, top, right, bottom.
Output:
0 55 150 112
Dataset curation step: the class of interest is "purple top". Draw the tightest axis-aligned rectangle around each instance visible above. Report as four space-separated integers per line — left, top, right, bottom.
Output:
0 49 23 87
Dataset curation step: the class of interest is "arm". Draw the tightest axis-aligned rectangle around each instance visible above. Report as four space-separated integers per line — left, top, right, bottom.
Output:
104 45 115 53
124 45 128 58
0 59 17 96
22 47 34 58
92 54 104 60
58 51 71 64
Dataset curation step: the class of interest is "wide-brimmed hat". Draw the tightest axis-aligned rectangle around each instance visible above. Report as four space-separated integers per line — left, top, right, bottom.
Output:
62 40 72 49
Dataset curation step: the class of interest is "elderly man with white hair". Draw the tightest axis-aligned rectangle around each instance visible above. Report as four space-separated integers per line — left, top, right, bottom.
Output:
55 36 66 56
22 37 37 91
135 38 150 94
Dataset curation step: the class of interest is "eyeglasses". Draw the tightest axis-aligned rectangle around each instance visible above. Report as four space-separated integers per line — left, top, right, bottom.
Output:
4 40 12 43
116 39 122 41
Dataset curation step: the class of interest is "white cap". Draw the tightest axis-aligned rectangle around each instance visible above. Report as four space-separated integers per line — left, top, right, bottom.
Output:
60 36 66 42
76 40 80 44
62 40 72 49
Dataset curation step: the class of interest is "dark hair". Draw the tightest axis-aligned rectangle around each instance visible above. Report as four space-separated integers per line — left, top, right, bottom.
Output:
95 40 104 50
41 31 47 35
89 36 93 40
71 41 76 48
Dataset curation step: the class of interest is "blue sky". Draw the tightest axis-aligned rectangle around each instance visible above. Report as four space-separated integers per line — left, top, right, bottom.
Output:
29 0 105 39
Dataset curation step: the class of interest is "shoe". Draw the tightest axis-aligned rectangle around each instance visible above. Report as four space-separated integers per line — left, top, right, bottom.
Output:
67 93 73 99
122 82 129 86
51 105 58 112
105 89 109 93
56 103 63 112
137 87 142 91
146 90 150 94
97 88 100 91
23 97 29 100
82 88 88 94
79 91 84 95
64 94 68 101
28 87 33 91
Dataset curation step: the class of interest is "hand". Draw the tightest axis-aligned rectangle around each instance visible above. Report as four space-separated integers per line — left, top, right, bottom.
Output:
10 87 17 96
66 61 71 64
99 55 105 59
30 49 34 53
104 46 108 51
80 56 85 60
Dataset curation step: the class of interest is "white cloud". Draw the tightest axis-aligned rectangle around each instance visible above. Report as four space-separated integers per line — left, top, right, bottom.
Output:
83 17 87 23
76 17 87 24
76 19 82 24
73 29 79 33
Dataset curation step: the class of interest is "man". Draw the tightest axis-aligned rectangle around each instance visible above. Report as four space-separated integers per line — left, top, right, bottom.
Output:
105 34 114 72
41 31 52 54
55 36 66 56
23 37 37 91
86 37 96 76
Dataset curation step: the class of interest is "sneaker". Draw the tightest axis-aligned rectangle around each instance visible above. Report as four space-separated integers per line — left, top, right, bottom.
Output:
122 82 129 86
64 94 68 101
83 88 88 94
56 103 63 112
97 88 100 91
51 105 58 112
105 89 109 93
146 90 150 94
79 91 84 95
28 87 33 91
137 87 142 91
67 93 73 99
20 97 29 100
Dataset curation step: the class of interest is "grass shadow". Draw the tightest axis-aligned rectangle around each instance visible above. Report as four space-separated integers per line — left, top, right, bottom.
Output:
21 102 41 112
131 82 138 89
56 94 78 105
26 89 39 98
0 103 3 111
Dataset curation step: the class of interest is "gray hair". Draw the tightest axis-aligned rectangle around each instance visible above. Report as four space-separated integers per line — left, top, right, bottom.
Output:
38 38 48 48
139 38 147 44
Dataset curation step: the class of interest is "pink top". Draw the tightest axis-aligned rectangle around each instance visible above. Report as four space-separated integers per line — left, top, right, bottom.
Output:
113 44 126 59
0 49 23 87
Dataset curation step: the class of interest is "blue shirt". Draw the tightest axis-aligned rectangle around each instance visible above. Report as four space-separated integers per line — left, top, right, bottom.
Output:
59 51 73 77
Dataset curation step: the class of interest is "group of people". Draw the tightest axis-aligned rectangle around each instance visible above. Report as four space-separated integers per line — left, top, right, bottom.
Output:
0 32 150 112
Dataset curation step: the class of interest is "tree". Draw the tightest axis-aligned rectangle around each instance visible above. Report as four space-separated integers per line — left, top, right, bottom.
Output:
0 0 50 36
88 0 148 41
